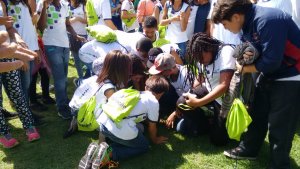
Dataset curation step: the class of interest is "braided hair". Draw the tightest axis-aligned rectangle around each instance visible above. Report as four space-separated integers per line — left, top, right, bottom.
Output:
185 33 223 87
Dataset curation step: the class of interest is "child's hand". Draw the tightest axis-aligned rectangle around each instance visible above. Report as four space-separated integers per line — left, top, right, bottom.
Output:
43 0 53 9
153 136 168 144
0 16 14 26
166 112 176 129
179 12 185 21
183 92 199 107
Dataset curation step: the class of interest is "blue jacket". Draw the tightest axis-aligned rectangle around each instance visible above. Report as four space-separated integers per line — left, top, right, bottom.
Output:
242 5 300 79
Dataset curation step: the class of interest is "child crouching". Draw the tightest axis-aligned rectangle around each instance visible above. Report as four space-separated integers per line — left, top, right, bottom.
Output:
97 75 169 167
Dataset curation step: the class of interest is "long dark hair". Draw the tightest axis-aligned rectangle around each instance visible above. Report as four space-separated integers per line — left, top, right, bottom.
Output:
185 33 222 86
97 50 132 89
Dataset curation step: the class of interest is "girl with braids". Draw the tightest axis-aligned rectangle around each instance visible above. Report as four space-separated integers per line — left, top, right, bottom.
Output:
180 32 236 146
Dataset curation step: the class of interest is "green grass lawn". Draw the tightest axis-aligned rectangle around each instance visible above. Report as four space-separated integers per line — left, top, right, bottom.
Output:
0 60 299 169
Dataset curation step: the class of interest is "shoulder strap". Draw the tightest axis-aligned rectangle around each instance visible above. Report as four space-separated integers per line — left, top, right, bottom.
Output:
93 82 105 96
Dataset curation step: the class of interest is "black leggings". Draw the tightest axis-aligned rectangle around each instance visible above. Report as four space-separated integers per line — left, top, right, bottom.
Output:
0 59 34 135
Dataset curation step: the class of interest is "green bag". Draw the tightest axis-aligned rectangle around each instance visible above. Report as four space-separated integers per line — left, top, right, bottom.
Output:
102 88 140 124
158 25 167 39
77 95 99 131
122 11 137 28
226 98 252 141
86 25 117 43
85 0 98 26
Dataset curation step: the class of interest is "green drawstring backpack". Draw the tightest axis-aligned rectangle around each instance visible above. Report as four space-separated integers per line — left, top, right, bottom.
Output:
77 95 99 131
85 0 98 26
226 98 252 141
77 83 104 131
102 88 140 125
121 11 137 28
86 25 117 43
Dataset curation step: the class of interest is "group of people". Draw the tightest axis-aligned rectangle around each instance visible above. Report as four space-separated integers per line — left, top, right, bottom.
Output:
0 0 299 169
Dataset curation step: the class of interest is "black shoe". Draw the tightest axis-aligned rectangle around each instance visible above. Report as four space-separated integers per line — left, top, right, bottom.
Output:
223 147 257 160
63 117 78 138
30 101 48 111
42 96 56 105
58 111 72 120
1 109 18 120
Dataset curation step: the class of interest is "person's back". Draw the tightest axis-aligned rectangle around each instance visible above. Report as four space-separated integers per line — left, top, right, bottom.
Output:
242 5 300 80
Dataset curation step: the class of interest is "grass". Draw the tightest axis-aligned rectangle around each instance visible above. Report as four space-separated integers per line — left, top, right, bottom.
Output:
0 59 299 169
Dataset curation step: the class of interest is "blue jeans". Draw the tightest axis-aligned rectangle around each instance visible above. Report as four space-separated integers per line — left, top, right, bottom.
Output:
100 124 149 161
20 61 33 101
71 50 84 80
45 45 69 112
177 41 187 61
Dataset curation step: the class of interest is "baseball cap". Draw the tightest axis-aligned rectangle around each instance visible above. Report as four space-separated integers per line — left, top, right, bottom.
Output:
147 47 163 68
148 53 176 75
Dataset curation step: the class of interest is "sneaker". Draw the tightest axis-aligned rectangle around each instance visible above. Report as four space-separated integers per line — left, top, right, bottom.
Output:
0 134 19 148
223 147 257 160
1 109 18 120
30 101 48 111
57 111 72 120
26 127 40 142
78 142 99 169
91 142 110 169
42 96 56 105
92 142 118 169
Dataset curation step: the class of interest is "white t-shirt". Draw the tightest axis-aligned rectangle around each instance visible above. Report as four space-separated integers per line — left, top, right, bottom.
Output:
170 65 191 96
69 4 87 35
79 39 131 63
204 46 236 104
121 0 139 32
115 30 145 53
186 4 198 41
208 0 241 45
0 2 6 31
8 2 39 51
98 91 159 140
291 0 300 28
37 2 70 47
92 0 112 26
165 1 189 43
257 0 300 28
69 75 116 121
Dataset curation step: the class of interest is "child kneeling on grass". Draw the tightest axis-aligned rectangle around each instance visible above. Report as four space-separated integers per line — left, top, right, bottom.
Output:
97 75 169 167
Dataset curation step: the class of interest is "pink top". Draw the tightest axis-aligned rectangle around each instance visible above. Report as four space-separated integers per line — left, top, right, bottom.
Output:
137 0 156 23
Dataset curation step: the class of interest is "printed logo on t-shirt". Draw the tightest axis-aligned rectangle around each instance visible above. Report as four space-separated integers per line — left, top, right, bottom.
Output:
7 5 22 28
47 5 63 29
